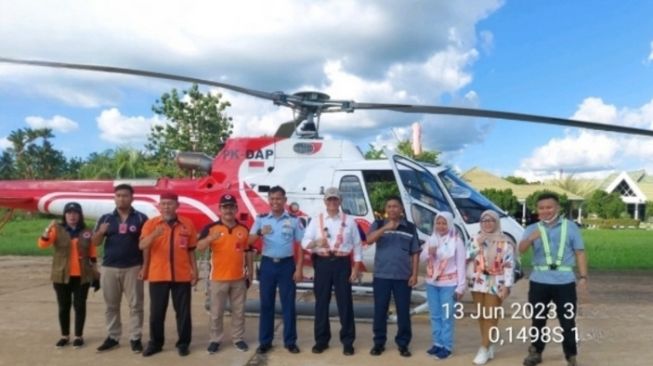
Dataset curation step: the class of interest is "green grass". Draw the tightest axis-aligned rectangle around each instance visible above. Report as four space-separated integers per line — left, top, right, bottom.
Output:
0 217 105 257
0 217 54 256
520 229 653 270
2 218 653 270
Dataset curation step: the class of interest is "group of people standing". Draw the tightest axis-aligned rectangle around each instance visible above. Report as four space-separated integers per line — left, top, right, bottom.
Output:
39 184 587 366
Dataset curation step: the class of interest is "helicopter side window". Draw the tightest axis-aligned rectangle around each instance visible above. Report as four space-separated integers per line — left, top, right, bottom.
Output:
339 175 368 216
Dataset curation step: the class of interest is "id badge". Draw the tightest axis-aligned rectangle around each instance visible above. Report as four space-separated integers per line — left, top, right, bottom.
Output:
119 223 128 234
179 235 189 249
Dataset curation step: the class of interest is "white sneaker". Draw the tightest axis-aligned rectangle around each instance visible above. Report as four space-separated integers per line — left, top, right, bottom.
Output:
487 343 496 359
473 346 489 365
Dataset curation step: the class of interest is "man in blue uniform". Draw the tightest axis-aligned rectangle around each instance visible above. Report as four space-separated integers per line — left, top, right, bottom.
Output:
519 192 588 366
248 186 304 354
92 184 149 353
366 196 420 358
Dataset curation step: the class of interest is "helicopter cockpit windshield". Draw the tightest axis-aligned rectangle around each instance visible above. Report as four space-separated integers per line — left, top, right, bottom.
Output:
438 169 505 224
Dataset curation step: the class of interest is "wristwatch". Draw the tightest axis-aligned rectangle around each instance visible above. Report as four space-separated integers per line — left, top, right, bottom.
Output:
579 275 588 280
256 229 263 236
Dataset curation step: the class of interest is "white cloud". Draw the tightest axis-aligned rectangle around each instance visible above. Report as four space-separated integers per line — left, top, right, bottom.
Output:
96 108 165 144
0 137 11 151
25 115 79 133
517 97 653 180
0 1 502 131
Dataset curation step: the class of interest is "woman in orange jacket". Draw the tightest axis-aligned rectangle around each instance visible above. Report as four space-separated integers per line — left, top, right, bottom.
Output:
38 202 97 349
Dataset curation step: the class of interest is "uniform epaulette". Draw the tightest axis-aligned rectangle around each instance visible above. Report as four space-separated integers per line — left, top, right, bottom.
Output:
257 212 270 218
288 213 298 218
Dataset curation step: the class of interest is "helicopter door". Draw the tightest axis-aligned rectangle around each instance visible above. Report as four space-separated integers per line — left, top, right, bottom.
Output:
385 152 456 238
332 171 371 219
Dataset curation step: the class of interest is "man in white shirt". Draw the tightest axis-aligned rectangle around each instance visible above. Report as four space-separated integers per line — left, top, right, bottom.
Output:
301 187 362 356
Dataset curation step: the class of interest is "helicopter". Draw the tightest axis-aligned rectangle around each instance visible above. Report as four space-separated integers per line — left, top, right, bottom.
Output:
1 57 652 316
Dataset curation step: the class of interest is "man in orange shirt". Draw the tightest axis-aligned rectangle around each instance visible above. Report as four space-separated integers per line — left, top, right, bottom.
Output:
197 193 254 354
139 192 198 357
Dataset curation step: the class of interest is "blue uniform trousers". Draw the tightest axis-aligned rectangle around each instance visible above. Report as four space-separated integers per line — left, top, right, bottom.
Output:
258 256 297 346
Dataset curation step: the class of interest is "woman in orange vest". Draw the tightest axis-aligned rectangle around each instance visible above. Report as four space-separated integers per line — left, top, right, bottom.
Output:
38 202 98 349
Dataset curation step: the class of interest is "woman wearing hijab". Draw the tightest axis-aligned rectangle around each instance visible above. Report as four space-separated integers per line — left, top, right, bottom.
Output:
468 209 515 365
38 202 98 349
419 211 466 360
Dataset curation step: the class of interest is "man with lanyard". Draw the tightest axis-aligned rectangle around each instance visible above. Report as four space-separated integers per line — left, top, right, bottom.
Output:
519 192 588 366
197 193 254 354
301 187 362 356
93 184 148 354
248 185 304 355
366 196 420 358
139 192 198 357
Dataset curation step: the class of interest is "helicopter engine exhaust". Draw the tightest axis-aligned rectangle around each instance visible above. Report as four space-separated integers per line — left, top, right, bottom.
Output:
176 152 213 174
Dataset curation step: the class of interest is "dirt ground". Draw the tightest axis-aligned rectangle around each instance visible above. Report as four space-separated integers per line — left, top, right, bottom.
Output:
0 256 651 366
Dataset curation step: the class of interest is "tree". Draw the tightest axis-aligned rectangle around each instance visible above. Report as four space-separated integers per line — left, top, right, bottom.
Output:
5 128 67 179
0 151 15 179
550 174 597 199
365 139 440 165
147 84 233 176
586 190 626 219
525 190 570 216
480 188 520 215
79 148 155 179
504 175 529 185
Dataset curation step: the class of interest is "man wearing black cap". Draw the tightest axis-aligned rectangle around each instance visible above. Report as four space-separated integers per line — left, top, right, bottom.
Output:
301 187 362 356
197 194 253 354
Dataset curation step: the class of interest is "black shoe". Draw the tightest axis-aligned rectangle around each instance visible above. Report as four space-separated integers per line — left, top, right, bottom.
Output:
177 345 190 357
256 344 272 354
207 342 220 354
286 344 300 354
142 343 162 357
234 341 249 352
370 345 385 356
55 338 69 348
343 345 355 356
130 339 143 353
399 346 412 357
312 344 329 354
72 338 84 349
97 337 119 352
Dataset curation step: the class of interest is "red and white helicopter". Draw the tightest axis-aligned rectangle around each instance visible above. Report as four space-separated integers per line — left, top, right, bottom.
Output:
1 58 652 315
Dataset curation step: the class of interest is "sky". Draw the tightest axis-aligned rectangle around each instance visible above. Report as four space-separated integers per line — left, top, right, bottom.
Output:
1 0 652 181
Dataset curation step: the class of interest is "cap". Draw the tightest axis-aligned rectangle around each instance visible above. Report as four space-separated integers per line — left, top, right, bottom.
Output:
324 187 341 200
63 202 82 213
220 193 237 206
160 192 178 201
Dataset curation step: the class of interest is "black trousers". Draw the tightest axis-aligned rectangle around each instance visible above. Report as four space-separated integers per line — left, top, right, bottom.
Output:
528 281 578 358
149 282 192 348
312 255 355 347
53 276 90 337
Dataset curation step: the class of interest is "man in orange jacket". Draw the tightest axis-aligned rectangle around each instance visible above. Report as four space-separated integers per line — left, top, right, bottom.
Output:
139 192 198 357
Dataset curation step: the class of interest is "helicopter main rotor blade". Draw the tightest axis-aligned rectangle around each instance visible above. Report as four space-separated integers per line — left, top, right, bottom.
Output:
353 102 653 137
0 57 285 102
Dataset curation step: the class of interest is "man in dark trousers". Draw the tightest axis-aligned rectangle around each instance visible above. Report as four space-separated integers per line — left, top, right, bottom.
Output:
519 192 588 366
301 187 362 356
248 186 304 355
139 192 198 357
366 196 420 358
93 184 148 354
